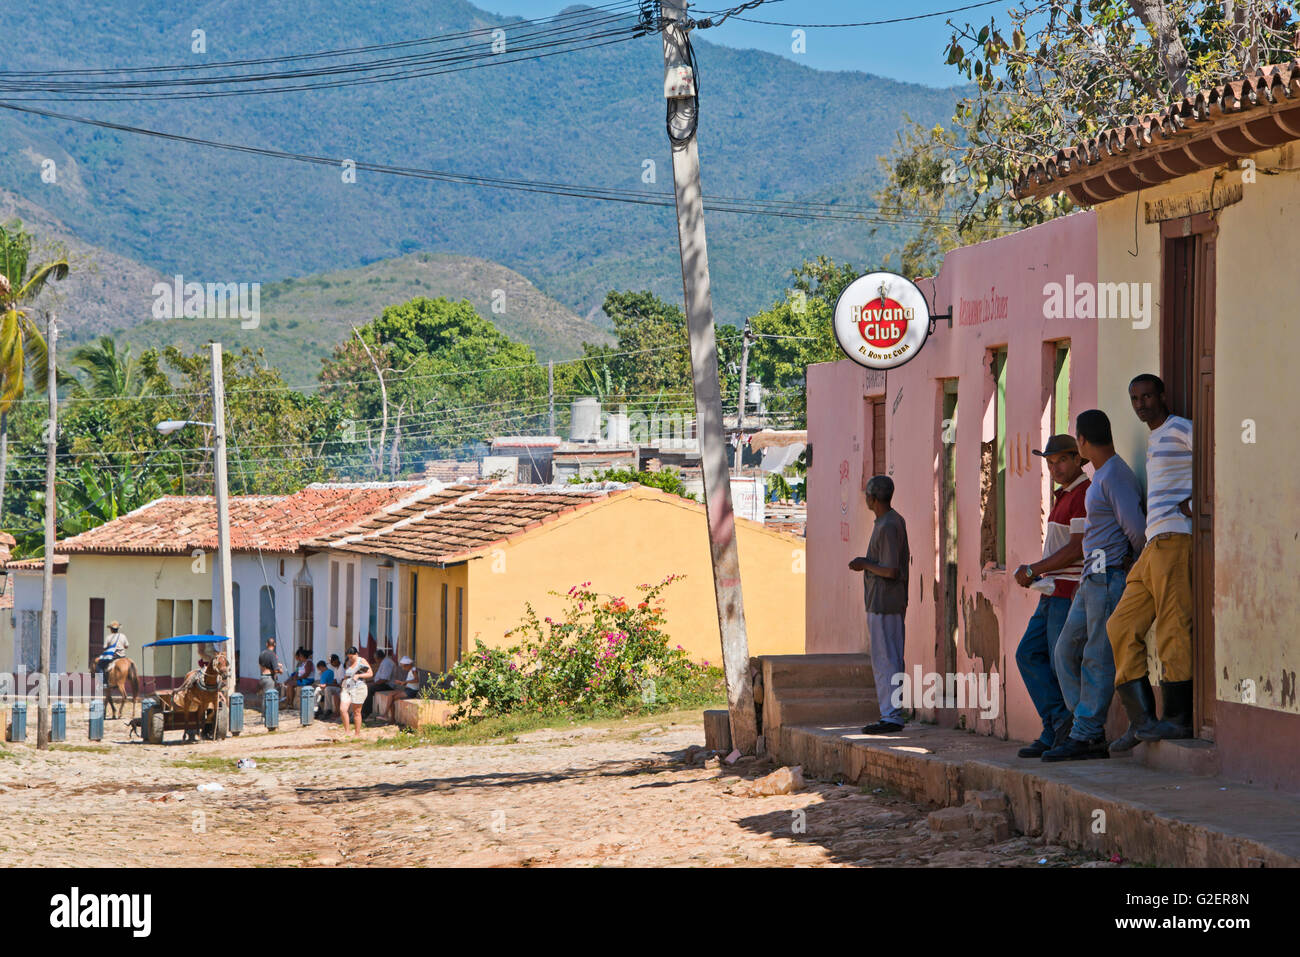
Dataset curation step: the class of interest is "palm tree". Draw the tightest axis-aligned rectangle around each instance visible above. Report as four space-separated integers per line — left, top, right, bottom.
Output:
70 335 145 398
0 221 69 531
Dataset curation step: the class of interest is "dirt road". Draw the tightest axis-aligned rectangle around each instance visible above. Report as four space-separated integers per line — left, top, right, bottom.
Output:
0 709 1096 867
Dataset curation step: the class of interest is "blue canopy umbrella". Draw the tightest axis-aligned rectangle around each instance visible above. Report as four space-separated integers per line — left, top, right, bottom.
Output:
143 635 231 648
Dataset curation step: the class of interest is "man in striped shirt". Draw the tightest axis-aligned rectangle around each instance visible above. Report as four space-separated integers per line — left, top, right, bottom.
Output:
1107 374 1195 747
1013 435 1088 758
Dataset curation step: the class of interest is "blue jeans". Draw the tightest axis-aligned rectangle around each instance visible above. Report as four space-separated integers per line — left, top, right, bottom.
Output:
1014 594 1072 745
1053 568 1126 741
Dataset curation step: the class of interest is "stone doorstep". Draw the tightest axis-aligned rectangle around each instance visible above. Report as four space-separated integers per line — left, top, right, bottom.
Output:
1136 737 1221 776
764 723 1300 868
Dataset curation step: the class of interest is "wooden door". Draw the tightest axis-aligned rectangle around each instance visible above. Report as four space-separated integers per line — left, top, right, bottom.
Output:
1161 214 1217 738
88 598 105 664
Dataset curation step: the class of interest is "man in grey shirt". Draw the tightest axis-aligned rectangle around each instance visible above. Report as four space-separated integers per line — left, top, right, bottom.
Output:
1045 410 1146 761
848 475 910 734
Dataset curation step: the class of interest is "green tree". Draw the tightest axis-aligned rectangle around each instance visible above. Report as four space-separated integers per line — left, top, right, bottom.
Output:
163 346 335 495
0 220 68 534
69 335 147 398
320 297 546 470
745 257 855 428
560 290 747 425
16 462 167 557
568 466 697 500
876 2 1298 263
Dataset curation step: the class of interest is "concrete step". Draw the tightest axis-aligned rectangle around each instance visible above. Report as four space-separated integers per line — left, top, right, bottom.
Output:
761 654 872 692
766 694 878 730
768 686 869 700
1136 737 1220 776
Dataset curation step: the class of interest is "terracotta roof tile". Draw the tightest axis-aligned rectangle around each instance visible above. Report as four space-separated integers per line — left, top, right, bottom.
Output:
308 482 632 563
43 482 449 556
1014 60 1300 204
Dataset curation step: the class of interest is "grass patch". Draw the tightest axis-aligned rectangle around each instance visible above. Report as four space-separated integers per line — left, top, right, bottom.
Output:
370 700 724 749
170 756 237 772
50 744 112 754
0 750 12 760
170 754 301 772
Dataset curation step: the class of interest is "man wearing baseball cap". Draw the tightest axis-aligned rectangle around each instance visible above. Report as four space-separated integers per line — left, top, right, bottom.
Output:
1012 435 1089 758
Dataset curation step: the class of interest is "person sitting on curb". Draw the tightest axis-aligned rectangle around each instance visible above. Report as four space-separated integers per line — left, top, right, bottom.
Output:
1107 374 1196 749
848 475 910 735
1044 410 1146 762
1013 435 1089 758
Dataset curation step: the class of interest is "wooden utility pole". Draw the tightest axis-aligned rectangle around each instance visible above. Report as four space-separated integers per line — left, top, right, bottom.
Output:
733 318 753 474
37 313 56 750
659 0 757 753
211 343 236 697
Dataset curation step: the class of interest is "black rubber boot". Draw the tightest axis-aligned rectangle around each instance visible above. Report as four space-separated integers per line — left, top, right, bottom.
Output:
1109 677 1158 753
1136 679 1194 741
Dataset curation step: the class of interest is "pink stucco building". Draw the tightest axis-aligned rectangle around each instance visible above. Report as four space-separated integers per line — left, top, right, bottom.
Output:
806 211 1100 744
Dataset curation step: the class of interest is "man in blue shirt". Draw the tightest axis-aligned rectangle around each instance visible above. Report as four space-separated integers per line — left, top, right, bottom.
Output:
1044 410 1147 761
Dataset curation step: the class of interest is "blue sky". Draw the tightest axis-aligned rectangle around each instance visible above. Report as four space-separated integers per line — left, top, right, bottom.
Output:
480 0 991 87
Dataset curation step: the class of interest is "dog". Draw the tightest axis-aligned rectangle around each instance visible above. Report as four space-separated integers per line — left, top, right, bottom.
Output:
127 716 143 741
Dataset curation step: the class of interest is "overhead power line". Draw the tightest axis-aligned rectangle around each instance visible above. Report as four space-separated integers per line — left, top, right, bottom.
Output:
0 5 656 101
0 101 991 231
699 0 1008 28
0 2 644 78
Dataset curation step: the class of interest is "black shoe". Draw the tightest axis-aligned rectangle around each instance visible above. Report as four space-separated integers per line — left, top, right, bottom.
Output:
1110 676 1158 752
1042 736 1109 762
1019 712 1073 757
1136 680 1193 741
861 721 904 735
1018 738 1052 758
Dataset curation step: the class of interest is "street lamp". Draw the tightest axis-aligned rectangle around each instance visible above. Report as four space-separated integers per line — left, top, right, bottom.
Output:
154 344 235 699
156 419 214 436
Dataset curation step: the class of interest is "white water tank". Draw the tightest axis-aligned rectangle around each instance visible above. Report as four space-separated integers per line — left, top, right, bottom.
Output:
605 407 630 445
570 397 601 442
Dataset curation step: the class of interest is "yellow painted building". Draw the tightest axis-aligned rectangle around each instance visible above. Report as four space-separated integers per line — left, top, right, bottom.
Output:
321 484 807 672
1014 60 1300 789
7 554 211 680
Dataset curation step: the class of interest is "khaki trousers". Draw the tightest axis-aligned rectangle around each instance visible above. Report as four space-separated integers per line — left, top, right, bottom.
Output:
1106 534 1193 684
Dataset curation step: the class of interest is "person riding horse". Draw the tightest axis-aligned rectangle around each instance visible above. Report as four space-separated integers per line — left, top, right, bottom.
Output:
96 621 129 676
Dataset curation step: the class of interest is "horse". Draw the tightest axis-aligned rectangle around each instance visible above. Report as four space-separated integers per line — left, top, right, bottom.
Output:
102 656 140 720
171 652 229 742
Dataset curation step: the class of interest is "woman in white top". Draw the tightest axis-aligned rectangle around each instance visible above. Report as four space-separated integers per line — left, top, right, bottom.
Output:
339 646 373 735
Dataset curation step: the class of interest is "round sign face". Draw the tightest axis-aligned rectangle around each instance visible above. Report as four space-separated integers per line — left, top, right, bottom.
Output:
832 272 931 370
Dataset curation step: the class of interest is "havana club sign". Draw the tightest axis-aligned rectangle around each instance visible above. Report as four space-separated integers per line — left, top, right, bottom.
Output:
832 271 932 370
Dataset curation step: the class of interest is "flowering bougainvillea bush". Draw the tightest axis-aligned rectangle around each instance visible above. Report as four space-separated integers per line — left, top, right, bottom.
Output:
444 574 723 719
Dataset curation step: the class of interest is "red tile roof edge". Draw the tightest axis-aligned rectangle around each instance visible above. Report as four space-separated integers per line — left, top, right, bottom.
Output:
1014 59 1300 201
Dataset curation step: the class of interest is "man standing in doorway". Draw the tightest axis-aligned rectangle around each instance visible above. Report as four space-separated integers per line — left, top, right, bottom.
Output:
1044 411 1146 761
1013 435 1089 758
848 475 910 735
1107 374 1195 745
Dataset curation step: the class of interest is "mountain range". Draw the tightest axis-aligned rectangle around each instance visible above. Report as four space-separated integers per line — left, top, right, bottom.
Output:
1 0 964 374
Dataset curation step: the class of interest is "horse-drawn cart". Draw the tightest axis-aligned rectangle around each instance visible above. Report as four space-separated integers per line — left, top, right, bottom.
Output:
140 635 231 745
